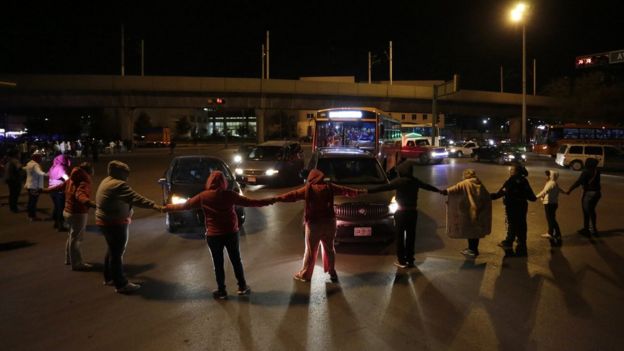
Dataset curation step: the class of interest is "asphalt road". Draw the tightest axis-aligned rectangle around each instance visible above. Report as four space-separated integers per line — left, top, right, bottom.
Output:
1 146 623 351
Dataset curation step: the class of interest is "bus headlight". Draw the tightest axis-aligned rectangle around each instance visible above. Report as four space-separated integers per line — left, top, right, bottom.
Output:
171 195 188 204
233 154 242 163
265 169 279 176
235 168 243 175
389 196 398 214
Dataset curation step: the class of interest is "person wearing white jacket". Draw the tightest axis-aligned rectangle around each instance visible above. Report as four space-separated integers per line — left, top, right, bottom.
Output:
23 150 48 221
536 170 566 246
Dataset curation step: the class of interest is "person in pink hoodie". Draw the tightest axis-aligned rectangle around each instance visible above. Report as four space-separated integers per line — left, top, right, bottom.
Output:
275 169 364 283
48 152 71 231
165 171 276 300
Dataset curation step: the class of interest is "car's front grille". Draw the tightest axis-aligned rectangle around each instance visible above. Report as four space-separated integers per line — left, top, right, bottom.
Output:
334 202 389 219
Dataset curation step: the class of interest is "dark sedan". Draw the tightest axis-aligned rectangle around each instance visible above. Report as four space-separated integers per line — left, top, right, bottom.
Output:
158 156 245 233
472 144 527 164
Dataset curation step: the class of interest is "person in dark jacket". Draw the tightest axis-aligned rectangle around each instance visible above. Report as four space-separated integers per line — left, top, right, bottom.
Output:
165 171 276 299
368 161 442 268
44 162 96 270
96 161 163 294
4 149 23 213
491 164 537 256
275 169 364 282
566 157 601 236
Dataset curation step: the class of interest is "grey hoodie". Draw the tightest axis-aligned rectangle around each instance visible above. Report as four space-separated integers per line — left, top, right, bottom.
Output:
95 161 156 225
536 170 564 204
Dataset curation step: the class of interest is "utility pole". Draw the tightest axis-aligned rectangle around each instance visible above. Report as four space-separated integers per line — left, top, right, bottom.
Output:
261 44 265 79
389 41 393 85
431 74 460 146
500 65 504 92
121 24 125 76
368 51 372 84
141 39 145 76
266 30 270 80
533 58 536 96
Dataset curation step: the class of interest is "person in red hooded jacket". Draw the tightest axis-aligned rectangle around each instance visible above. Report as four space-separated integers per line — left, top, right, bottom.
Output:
164 171 276 299
275 169 364 283
44 162 96 271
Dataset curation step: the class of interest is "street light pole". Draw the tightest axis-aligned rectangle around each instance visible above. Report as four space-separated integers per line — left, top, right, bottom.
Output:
522 23 526 144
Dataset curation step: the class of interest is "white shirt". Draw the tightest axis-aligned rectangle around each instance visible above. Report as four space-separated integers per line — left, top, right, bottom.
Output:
24 160 47 189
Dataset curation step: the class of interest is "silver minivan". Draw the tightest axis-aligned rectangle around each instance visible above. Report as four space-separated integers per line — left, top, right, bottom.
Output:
555 143 624 171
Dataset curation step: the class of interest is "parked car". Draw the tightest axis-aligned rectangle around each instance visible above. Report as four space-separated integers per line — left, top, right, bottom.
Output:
555 143 624 171
447 141 479 158
303 147 396 243
158 156 245 233
472 144 527 164
234 140 304 186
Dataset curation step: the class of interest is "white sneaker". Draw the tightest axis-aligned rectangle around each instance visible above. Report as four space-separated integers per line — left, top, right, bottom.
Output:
541 233 553 239
115 282 141 294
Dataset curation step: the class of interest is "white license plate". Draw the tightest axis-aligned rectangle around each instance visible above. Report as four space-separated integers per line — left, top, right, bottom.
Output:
247 176 256 183
354 227 372 237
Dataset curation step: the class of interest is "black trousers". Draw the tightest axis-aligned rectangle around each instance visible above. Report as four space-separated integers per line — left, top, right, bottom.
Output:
27 189 40 218
544 203 561 238
50 191 65 228
468 238 480 253
7 181 21 212
206 232 246 291
582 191 601 233
504 201 528 248
100 225 129 288
394 210 418 264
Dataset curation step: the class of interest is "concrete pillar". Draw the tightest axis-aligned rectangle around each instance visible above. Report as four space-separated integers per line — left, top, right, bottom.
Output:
508 116 522 143
255 108 265 143
117 108 134 141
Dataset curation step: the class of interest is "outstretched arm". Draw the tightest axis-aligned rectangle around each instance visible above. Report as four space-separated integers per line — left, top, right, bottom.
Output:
332 184 366 197
274 187 306 202
232 192 276 207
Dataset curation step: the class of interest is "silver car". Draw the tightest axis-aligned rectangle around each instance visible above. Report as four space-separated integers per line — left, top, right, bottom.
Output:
234 141 304 186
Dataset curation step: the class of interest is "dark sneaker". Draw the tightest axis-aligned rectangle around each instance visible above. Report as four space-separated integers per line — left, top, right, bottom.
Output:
293 274 310 282
405 262 416 268
393 261 408 269
212 289 228 300
116 282 141 294
461 249 478 258
329 273 339 283
237 286 251 295
577 228 590 236
498 241 513 249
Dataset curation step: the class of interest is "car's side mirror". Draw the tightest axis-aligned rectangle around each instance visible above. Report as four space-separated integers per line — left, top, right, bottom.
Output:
299 169 310 179
158 178 167 185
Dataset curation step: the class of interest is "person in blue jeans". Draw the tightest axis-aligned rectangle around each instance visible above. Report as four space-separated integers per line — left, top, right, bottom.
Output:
566 158 601 236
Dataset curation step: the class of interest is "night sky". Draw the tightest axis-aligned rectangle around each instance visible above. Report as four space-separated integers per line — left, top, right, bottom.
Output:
2 0 623 92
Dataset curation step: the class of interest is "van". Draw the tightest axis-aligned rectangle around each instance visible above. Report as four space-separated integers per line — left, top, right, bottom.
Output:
555 143 624 171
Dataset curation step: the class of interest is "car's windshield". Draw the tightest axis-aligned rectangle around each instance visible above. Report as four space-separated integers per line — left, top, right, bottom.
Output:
317 157 387 184
248 146 283 161
501 145 527 153
171 158 231 183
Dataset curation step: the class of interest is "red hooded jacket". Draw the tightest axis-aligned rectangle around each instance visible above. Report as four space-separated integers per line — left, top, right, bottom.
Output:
276 169 361 223
165 171 274 236
47 166 95 214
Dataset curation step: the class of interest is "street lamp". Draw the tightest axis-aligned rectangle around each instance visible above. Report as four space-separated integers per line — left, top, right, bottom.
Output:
509 2 529 144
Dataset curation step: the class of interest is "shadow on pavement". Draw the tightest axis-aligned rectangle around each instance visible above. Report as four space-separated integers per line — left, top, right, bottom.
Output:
546 250 593 318
415 211 445 254
85 262 156 277
272 281 310 349
591 239 624 288
0 240 36 251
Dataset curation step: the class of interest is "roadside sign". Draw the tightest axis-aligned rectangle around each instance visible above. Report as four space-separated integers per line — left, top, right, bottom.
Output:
609 50 624 64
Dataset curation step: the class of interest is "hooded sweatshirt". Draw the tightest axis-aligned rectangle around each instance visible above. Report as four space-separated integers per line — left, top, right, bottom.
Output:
569 158 601 193
165 171 274 236
49 154 71 187
367 161 439 209
275 169 361 223
536 170 564 204
96 161 157 225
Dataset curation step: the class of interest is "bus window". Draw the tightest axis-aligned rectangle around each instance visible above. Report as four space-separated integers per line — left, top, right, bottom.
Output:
548 128 564 143
595 129 611 139
579 129 595 139
563 128 579 139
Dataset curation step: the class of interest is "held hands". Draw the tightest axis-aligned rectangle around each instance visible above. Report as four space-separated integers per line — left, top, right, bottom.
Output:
154 205 166 213
439 189 448 196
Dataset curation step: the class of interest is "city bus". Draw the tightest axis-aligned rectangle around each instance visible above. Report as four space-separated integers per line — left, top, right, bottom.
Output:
313 107 402 169
533 124 624 156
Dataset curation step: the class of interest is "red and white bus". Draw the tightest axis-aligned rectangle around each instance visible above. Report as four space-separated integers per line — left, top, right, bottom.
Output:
533 123 624 156
313 107 402 169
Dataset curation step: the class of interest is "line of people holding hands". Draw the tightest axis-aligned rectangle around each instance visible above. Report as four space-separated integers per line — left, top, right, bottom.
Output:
37 157 601 298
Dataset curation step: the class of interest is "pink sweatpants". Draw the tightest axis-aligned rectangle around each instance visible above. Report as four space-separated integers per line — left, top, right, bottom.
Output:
297 220 337 280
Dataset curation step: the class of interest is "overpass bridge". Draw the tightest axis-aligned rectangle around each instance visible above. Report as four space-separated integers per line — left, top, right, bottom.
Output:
0 75 558 141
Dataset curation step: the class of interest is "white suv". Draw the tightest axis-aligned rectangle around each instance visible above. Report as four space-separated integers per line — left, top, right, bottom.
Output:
555 143 624 171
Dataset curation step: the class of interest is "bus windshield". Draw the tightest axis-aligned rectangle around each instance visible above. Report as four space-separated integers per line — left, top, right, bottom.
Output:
315 121 376 149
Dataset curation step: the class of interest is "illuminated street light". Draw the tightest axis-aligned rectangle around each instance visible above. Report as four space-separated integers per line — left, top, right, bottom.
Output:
509 2 530 144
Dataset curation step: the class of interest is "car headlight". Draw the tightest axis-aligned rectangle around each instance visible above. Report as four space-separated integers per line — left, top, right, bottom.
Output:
450 148 457 153
265 169 279 176
171 195 188 204
389 196 398 214
521 154 526 159
233 154 242 163
506 154 515 160
235 168 243 175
